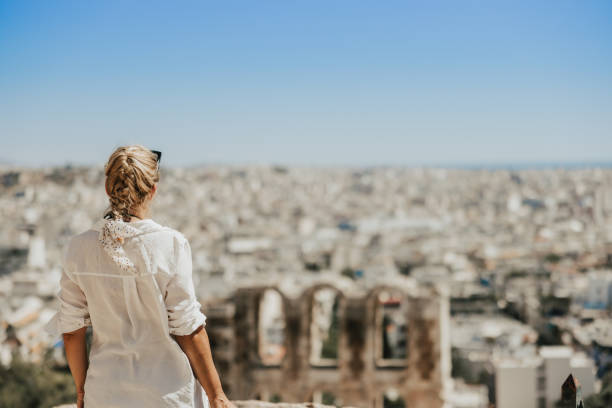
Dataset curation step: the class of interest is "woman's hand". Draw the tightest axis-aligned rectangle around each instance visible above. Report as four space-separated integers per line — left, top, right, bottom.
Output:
210 393 237 408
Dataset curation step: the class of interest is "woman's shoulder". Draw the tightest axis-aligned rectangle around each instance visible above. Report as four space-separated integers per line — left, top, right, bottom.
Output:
146 220 187 243
61 230 99 272
65 229 99 257
135 221 190 258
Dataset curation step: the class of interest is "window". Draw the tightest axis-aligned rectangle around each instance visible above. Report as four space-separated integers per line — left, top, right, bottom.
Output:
537 396 546 408
537 375 546 391
310 287 341 366
375 290 408 367
257 289 286 365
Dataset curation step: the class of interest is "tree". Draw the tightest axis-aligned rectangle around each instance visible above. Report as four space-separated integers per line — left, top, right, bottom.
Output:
321 297 340 359
584 370 612 408
0 351 76 408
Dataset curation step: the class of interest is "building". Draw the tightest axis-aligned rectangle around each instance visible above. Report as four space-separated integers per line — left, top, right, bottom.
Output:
584 269 612 310
494 346 596 408
495 356 540 408
203 276 451 408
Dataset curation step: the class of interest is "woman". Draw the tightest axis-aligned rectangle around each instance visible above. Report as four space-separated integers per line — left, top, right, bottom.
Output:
44 144 235 408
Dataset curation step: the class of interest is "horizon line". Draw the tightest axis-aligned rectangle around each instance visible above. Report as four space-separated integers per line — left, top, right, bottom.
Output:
2 159 612 171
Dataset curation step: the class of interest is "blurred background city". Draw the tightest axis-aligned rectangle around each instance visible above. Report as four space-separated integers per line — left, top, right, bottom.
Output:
1 1 611 408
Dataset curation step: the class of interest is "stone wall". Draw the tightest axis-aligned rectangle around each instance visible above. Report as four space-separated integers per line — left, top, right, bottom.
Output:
205 277 450 408
55 402 338 408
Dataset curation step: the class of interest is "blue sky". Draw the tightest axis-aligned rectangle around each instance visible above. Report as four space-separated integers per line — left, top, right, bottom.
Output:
1 1 611 168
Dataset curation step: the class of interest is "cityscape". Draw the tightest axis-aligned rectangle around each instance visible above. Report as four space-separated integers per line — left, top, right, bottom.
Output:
1 163 611 407
2 0 611 407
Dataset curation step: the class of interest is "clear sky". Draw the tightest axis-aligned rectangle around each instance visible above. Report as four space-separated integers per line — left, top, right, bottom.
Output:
1 0 611 168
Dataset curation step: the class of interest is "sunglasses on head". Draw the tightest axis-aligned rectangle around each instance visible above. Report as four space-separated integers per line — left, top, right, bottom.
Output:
151 150 162 164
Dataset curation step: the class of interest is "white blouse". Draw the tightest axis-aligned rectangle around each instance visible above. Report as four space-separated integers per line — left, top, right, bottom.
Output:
44 217 209 408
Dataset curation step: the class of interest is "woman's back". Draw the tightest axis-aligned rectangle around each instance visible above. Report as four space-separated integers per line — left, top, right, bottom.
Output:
45 217 209 407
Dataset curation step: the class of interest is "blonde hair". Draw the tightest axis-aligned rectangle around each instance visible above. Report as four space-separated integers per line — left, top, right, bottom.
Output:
103 144 160 222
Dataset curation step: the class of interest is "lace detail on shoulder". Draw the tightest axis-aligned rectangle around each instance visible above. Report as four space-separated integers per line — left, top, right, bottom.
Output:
98 218 141 273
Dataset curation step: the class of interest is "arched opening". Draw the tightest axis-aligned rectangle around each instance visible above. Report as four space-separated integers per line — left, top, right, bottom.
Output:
310 287 341 366
375 289 408 366
383 388 406 408
257 288 286 365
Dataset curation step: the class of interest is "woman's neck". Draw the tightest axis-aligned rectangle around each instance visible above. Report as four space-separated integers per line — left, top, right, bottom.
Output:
127 207 150 222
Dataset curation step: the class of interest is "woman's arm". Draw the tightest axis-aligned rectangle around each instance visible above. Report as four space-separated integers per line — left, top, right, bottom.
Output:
173 325 235 408
63 326 89 408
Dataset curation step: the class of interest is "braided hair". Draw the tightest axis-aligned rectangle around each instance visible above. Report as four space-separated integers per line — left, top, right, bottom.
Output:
103 145 160 222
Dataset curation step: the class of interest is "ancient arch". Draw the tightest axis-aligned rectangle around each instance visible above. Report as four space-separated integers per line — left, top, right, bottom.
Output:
366 285 410 367
302 283 346 367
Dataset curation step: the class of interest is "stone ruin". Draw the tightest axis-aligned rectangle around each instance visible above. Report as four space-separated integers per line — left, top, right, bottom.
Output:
204 276 450 408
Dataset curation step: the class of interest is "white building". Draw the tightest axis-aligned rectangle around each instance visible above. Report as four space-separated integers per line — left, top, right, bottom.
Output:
584 269 612 310
495 346 596 408
495 357 540 408
27 235 46 269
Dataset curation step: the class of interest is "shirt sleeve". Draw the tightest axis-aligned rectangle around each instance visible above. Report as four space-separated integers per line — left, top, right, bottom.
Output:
165 234 207 336
56 267 92 333
44 246 92 337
